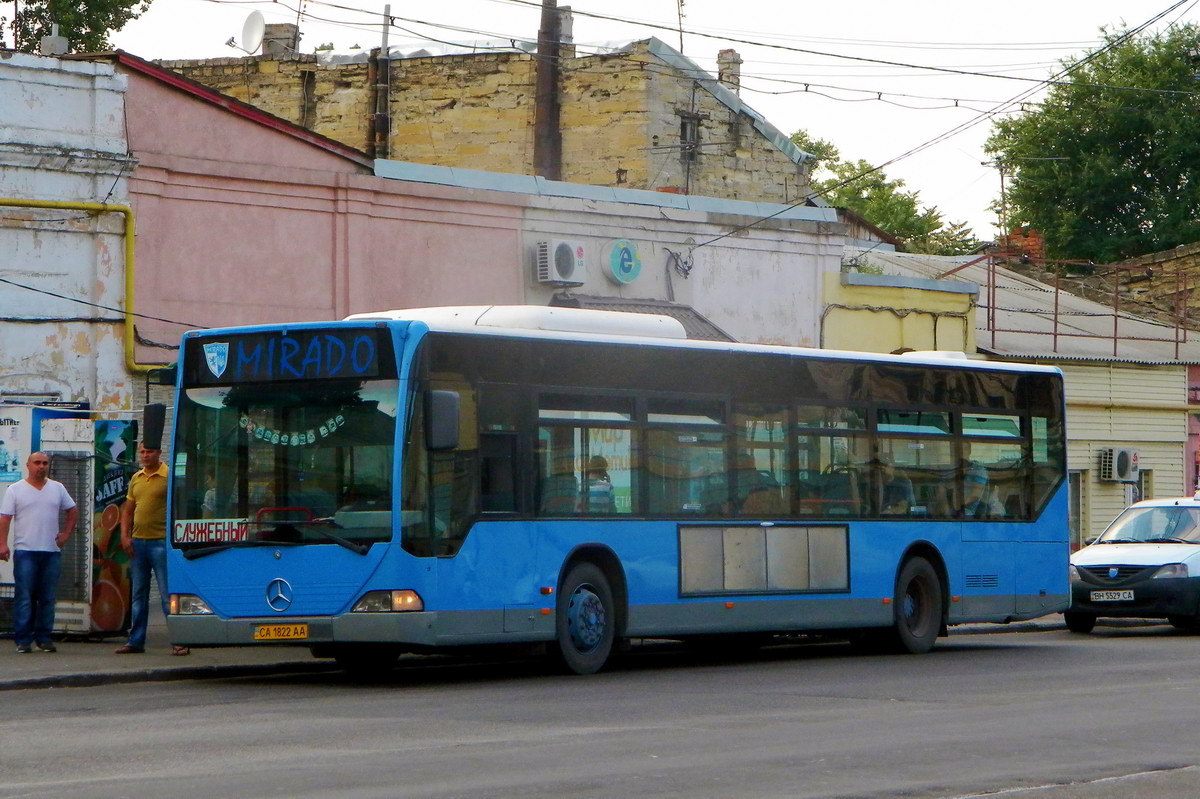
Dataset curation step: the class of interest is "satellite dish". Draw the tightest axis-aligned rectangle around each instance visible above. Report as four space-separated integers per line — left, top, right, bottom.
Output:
241 10 265 55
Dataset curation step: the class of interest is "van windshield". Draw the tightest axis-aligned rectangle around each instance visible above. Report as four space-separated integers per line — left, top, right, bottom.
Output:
1097 506 1200 544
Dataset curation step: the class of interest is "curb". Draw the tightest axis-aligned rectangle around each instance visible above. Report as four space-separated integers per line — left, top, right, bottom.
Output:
0 659 339 692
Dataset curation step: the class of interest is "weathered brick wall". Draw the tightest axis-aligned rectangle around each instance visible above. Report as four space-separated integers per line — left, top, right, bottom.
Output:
559 51 652 188
160 41 809 203
1116 242 1200 325
388 53 537 174
159 54 373 151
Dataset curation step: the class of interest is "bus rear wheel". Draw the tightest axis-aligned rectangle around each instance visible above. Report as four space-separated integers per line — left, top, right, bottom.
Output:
553 562 616 675
891 556 942 654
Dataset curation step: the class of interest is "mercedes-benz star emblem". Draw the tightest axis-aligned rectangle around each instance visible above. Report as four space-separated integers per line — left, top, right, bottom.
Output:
266 578 293 612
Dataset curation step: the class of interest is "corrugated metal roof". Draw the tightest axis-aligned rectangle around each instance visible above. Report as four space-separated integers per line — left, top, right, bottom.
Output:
857 250 1200 365
549 295 736 342
373 159 837 222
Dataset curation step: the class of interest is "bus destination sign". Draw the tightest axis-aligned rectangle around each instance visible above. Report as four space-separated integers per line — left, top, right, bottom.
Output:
174 518 250 544
186 328 388 384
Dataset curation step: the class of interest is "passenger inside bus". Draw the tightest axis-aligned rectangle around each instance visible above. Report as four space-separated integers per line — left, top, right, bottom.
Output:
877 456 915 515
584 455 616 514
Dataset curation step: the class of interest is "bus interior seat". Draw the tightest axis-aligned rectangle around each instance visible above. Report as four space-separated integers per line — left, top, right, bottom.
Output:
820 469 860 516
741 486 786 515
539 473 579 515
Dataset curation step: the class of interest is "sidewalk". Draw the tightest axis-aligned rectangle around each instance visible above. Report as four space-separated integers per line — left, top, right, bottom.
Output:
0 611 1079 692
0 603 335 692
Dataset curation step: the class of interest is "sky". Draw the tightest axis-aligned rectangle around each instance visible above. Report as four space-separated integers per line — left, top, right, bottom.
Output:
107 0 1199 239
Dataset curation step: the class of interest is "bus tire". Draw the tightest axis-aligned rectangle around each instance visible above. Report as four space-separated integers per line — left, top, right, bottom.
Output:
891 556 942 654
553 562 616 675
1063 612 1096 634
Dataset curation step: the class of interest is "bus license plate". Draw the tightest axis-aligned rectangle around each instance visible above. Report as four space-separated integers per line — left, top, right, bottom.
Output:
254 623 308 641
1090 590 1134 602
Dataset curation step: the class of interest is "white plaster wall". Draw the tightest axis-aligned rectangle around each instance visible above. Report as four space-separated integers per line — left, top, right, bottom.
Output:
0 52 133 411
519 197 839 346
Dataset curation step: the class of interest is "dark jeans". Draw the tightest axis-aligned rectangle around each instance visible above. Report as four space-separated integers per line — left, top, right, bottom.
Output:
12 550 62 646
127 538 168 650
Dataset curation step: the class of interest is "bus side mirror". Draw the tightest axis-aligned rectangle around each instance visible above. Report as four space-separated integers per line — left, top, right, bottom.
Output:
425 390 460 451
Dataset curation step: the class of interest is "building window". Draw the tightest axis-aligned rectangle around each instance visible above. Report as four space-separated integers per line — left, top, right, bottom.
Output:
679 114 701 162
1068 471 1084 550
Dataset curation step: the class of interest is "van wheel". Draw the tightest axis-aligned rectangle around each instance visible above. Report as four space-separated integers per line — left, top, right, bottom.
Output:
1063 612 1096 634
553 563 615 675
1168 614 1198 631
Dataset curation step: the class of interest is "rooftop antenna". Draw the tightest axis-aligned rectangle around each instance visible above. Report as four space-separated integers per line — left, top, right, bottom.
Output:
226 10 265 55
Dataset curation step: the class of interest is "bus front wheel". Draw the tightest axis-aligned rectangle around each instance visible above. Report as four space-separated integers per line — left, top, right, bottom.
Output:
891 556 942 654
553 562 616 675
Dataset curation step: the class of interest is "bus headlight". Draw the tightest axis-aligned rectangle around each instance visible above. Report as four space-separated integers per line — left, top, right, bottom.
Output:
1152 564 1189 579
170 594 214 615
1068 564 1080 582
352 590 424 612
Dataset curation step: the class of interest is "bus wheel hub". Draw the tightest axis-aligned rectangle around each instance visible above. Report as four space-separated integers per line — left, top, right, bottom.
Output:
568 587 606 651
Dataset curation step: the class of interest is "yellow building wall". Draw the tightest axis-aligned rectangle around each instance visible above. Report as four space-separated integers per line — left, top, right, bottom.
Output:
820 272 976 353
1061 363 1188 540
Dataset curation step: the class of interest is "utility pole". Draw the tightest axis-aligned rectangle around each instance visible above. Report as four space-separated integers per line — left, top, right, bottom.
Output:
371 5 392 160
533 0 562 181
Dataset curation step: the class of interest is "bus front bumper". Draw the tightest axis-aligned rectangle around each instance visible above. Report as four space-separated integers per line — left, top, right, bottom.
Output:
167 612 440 647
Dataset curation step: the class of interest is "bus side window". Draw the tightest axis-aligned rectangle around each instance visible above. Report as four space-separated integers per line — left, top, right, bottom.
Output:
479 433 517 512
478 383 522 514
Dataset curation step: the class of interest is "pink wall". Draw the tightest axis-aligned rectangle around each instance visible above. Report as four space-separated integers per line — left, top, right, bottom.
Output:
1189 365 1200 492
122 70 526 364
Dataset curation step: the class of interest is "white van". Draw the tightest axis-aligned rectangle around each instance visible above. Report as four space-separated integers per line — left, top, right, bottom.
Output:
1066 495 1200 633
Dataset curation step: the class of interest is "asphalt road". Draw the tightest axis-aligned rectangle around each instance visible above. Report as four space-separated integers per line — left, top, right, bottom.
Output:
3 625 1200 799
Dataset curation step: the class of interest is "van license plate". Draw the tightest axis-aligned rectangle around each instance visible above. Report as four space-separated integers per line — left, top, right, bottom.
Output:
1090 590 1134 602
254 623 308 641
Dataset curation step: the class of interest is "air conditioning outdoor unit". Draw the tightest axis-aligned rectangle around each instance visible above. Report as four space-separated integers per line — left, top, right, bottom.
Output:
1098 447 1140 482
535 239 587 286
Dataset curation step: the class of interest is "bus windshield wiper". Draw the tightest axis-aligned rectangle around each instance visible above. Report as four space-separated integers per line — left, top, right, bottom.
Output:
1145 536 1199 544
181 539 301 560
285 519 371 555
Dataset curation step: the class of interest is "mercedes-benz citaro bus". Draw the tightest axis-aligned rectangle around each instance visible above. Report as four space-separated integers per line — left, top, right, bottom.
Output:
165 305 1069 674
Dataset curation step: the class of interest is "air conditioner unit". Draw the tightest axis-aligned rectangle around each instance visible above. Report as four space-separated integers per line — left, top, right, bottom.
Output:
535 239 586 286
1098 447 1140 482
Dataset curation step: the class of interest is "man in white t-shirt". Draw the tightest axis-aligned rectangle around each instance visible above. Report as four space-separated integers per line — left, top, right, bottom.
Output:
0 452 79 653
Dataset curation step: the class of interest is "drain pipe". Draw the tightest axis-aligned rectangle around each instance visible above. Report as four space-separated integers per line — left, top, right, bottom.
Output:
1 198 155 373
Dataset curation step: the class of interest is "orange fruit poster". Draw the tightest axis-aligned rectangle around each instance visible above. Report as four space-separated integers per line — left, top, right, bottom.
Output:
92 420 137 634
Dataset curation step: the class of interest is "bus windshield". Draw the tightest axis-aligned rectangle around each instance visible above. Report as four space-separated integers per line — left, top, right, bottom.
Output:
171 378 399 554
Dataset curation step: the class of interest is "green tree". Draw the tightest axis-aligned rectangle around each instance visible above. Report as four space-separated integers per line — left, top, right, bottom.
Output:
3 0 151 53
791 130 981 256
986 24 1200 262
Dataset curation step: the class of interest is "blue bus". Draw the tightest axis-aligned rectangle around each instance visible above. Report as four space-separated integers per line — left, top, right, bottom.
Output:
165 306 1068 673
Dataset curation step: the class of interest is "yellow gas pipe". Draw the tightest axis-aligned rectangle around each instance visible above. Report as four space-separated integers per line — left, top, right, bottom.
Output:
1 198 157 374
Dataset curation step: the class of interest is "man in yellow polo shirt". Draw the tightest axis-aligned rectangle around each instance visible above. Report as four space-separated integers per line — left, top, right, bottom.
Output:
114 442 187 655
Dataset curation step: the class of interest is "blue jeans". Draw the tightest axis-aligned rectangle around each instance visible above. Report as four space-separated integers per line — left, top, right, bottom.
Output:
12 550 62 646
127 538 168 650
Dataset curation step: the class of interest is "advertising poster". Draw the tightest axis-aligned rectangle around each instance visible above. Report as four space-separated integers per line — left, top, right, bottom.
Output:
0 409 23 481
92 420 138 634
